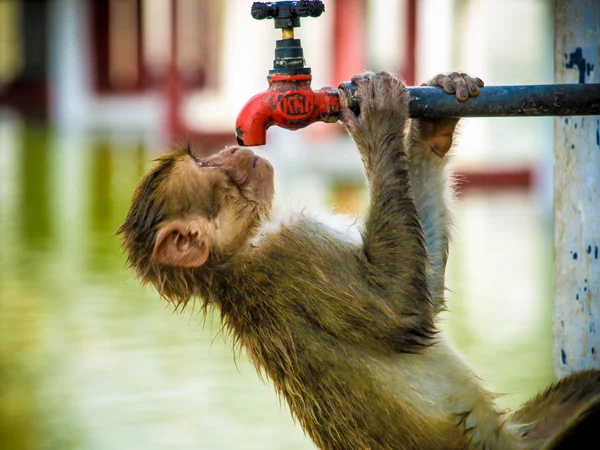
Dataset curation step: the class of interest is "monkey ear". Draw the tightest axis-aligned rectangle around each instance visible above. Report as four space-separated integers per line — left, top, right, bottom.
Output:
152 219 211 267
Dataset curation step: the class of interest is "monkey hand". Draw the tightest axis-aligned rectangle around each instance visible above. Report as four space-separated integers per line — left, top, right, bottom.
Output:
416 73 484 157
340 71 409 154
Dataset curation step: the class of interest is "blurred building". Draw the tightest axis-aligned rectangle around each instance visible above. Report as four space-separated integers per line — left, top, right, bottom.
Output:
0 0 554 205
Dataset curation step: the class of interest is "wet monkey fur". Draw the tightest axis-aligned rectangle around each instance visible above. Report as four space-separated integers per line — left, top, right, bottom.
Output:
120 72 600 449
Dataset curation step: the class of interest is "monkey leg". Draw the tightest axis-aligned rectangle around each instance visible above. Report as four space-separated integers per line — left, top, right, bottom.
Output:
509 369 600 448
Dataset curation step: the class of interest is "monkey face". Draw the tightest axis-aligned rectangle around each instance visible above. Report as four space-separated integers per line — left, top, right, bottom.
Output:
155 146 274 266
199 146 275 206
119 145 275 297
187 146 275 261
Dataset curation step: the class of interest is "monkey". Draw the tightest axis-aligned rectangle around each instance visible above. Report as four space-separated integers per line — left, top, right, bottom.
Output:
119 71 600 449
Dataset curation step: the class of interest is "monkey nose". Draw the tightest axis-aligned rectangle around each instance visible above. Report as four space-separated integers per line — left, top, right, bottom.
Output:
232 148 256 165
223 147 258 181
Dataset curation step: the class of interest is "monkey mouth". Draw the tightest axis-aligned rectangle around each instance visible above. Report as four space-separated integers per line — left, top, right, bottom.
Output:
196 160 222 169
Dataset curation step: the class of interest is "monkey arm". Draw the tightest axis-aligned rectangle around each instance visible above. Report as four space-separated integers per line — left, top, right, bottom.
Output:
259 220 437 353
340 72 434 322
406 119 454 311
405 73 482 311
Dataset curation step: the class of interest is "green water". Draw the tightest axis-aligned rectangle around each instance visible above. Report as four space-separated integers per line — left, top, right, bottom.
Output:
0 121 554 450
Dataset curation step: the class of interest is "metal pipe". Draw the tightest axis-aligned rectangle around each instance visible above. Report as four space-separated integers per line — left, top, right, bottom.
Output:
339 82 600 117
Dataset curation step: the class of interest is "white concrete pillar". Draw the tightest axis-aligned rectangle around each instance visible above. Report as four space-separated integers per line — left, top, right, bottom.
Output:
553 0 600 378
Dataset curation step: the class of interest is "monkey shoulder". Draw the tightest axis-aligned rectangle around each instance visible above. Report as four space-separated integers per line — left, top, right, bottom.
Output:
250 207 363 248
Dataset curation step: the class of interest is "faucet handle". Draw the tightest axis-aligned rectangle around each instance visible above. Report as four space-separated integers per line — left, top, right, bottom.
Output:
251 1 325 28
251 2 278 20
295 1 326 17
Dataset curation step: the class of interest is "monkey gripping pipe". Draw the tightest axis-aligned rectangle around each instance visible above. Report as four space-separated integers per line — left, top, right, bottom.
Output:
235 1 600 147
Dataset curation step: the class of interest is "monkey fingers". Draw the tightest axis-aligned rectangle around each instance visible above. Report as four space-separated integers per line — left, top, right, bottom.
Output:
415 72 484 156
340 71 409 157
423 73 485 102
349 71 407 117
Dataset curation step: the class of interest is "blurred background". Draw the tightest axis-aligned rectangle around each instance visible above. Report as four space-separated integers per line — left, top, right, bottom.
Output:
0 0 556 449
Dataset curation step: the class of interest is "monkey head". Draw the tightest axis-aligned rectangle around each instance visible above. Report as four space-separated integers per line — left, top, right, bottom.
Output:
119 145 274 302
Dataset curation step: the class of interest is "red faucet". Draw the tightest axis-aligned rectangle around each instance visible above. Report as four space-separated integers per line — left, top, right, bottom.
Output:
235 1 341 146
235 73 341 147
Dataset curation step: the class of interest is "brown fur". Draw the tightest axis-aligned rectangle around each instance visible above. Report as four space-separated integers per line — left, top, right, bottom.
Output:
509 370 600 448
119 72 600 449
